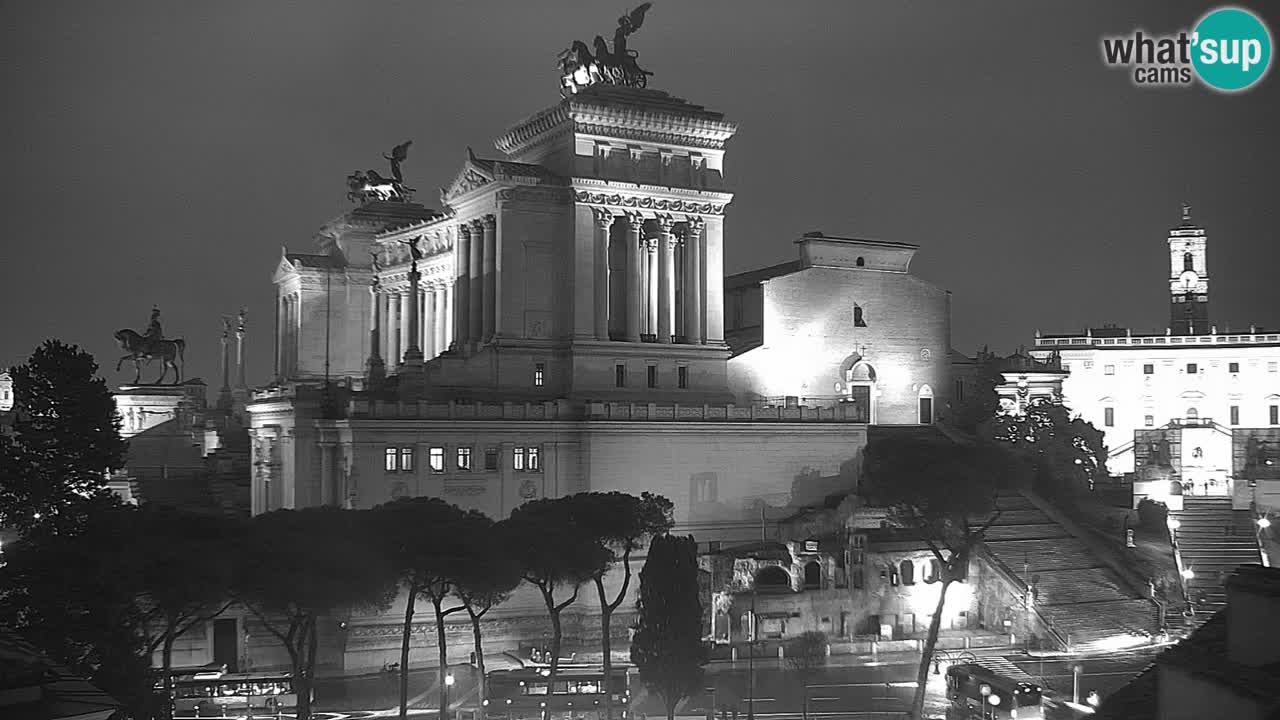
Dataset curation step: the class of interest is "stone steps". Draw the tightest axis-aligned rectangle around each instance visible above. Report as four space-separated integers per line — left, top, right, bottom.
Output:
983 523 1071 541
1033 568 1136 606
1037 599 1158 647
983 538 1107 573
1169 501 1262 618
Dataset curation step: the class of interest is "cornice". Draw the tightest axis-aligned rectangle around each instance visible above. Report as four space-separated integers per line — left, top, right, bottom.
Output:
494 104 573 156
571 180 732 216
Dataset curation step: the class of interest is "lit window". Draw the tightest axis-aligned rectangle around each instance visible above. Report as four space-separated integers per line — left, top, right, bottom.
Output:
1104 407 1114 427
1144 415 1154 427
1143 364 1154 375
514 447 526 471
527 446 540 472
399 447 414 472
678 366 688 389
534 363 545 387
1104 365 1115 375
1229 362 1240 373
429 447 445 473
647 365 657 389
485 448 499 471
615 364 626 388
1187 363 1198 374
1231 406 1240 425
457 447 472 471
385 447 398 472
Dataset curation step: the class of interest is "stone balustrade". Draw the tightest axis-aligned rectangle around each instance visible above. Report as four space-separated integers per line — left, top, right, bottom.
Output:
342 398 868 423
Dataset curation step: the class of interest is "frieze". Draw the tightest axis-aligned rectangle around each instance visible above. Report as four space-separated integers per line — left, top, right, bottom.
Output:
573 190 725 216
444 479 487 497
573 121 731 151
495 186 572 206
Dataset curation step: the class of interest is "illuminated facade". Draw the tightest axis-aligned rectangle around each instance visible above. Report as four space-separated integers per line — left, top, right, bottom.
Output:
1031 208 1280 510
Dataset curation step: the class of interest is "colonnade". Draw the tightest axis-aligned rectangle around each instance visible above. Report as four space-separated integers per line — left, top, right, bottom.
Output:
453 215 498 346
276 292 301 377
373 282 454 364
595 210 706 344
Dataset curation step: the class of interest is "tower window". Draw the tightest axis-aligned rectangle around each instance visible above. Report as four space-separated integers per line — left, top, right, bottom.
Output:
1183 252 1194 271
1143 364 1154 374
678 366 688 389
1144 415 1154 427
1230 406 1240 425
647 365 657 388
1104 365 1115 375
615 363 626 387
1229 362 1240 373
534 362 545 387
856 256 865 267
1271 405 1279 426
1104 407 1115 427
1186 363 1198 374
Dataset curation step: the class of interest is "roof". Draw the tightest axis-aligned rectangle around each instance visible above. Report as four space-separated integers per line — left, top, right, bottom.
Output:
286 252 345 270
0 627 121 720
470 157 566 185
710 540 792 561
725 261 802 290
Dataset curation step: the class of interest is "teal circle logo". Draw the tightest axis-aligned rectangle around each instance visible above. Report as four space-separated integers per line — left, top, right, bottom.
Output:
1192 7 1272 92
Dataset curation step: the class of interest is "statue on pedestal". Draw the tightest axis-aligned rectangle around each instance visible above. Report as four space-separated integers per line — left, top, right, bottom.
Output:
347 141 415 204
559 4 654 95
114 306 186 385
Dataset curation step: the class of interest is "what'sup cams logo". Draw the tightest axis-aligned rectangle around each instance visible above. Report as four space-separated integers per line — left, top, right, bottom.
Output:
1102 6 1272 92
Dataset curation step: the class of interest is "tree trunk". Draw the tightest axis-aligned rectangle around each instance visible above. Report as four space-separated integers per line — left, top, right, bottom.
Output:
161 618 176 720
801 678 808 720
469 609 488 708
595 577 614 720
293 617 314 720
400 585 418 720
665 692 677 720
912 579 953 720
434 597 450 719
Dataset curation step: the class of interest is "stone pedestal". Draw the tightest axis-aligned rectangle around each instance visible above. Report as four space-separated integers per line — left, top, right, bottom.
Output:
114 381 208 438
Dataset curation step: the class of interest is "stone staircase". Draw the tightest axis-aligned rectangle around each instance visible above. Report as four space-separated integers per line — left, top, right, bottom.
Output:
1169 496 1263 618
982 494 1157 652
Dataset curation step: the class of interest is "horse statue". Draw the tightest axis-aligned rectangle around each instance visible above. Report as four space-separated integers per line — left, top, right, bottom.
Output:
114 329 186 385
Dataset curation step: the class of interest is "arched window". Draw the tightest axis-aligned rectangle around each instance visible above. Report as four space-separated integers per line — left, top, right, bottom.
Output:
925 559 941 583
1187 408 1199 420
899 560 915 586
856 256 865 267
755 566 790 590
804 561 821 589
1184 252 1194 271
853 305 867 327
918 385 934 425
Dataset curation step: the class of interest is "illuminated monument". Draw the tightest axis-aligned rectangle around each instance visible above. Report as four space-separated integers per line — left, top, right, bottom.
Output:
243 6 964 672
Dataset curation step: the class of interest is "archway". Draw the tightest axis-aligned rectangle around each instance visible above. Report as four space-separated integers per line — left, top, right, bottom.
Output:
839 357 877 423
804 561 821 589
755 565 790 590
918 384 934 425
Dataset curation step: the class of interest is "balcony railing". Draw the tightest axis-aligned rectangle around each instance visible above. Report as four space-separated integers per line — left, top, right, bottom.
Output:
342 398 869 423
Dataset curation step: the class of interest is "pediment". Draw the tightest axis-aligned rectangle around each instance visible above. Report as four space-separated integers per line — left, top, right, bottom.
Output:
442 150 495 203
272 250 298 284
1180 390 1207 400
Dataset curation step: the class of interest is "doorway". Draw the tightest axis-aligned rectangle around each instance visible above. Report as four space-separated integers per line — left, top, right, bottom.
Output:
213 618 239 673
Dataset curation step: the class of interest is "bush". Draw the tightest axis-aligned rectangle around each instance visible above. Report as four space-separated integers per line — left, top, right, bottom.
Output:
1137 498 1169 530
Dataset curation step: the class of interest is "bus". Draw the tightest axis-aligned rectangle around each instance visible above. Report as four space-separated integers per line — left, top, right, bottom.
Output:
485 665 632 720
158 666 297 718
945 663 1044 720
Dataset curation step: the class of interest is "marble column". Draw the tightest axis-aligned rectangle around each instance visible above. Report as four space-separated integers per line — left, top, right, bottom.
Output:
405 263 422 363
469 219 483 343
442 285 453 351
423 288 436 358
275 294 285 378
235 309 247 389
455 225 471 348
593 208 614 340
367 285 385 383
434 287 447 356
657 217 676 344
481 214 497 342
625 214 643 342
399 289 413 363
320 442 335 506
646 240 658 337
685 218 704 344
381 290 393 363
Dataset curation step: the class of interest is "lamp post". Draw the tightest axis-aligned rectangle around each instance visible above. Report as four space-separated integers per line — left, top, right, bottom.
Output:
1072 664 1082 705
444 673 455 720
978 684 991 720
746 590 756 720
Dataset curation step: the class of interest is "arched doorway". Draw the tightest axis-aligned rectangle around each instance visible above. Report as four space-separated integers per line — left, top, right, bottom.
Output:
918 384 934 425
838 356 877 423
803 561 821 589
755 565 790 590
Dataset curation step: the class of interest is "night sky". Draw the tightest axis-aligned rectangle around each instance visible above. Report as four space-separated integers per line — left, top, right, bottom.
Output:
3 1 1277 387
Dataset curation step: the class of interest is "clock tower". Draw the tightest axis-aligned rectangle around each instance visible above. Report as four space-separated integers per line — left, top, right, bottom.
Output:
1169 203 1209 335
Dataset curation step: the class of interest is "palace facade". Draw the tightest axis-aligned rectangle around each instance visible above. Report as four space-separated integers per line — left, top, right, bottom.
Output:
1030 208 1280 511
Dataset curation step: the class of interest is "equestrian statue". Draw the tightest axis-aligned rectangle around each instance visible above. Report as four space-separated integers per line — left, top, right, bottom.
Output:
558 3 654 95
348 141 415 204
114 306 186 385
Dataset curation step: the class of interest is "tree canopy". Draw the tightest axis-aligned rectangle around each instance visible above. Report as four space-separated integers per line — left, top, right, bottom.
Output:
987 396 1108 501
0 340 127 531
630 534 706 720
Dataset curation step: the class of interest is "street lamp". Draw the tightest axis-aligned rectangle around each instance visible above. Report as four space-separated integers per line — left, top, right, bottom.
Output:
1182 568 1195 580
1072 665 1083 705
444 673 455 720
979 684 991 720
1259 517 1272 530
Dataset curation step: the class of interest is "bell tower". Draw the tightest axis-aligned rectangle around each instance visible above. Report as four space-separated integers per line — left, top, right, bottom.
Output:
1169 203 1209 335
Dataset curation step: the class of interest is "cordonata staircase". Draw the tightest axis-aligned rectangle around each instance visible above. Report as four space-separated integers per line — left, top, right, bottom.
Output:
1170 496 1263 620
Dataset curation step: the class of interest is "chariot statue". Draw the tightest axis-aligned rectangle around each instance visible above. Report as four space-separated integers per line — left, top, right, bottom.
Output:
558 3 654 95
114 306 186 385
348 141 415 204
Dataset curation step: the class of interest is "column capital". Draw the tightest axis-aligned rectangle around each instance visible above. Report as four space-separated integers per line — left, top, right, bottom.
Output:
481 214 497 231
685 216 705 235
656 215 676 234
592 207 616 229
625 212 645 232
459 222 473 239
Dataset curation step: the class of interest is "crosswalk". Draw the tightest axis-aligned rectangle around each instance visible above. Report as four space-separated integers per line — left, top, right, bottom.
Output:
962 656 1037 684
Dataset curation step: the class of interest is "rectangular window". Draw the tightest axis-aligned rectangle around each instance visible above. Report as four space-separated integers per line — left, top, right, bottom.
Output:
678 366 689 389
457 447 472 471
399 447 414 472
615 363 626 387
484 448 499 471
534 363 545 387
1143 364 1154 375
385 447 398 472
1104 365 1115 375
1229 362 1240 373
514 447 526 471
647 365 657 389
954 378 964 402
1144 415 1154 427
1187 363 1198 374
1271 405 1279 426
527 446 540 472
429 447 445 473
1104 407 1114 427
1231 406 1240 425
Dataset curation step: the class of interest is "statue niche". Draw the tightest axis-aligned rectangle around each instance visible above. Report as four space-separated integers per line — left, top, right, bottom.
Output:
114 306 186 385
